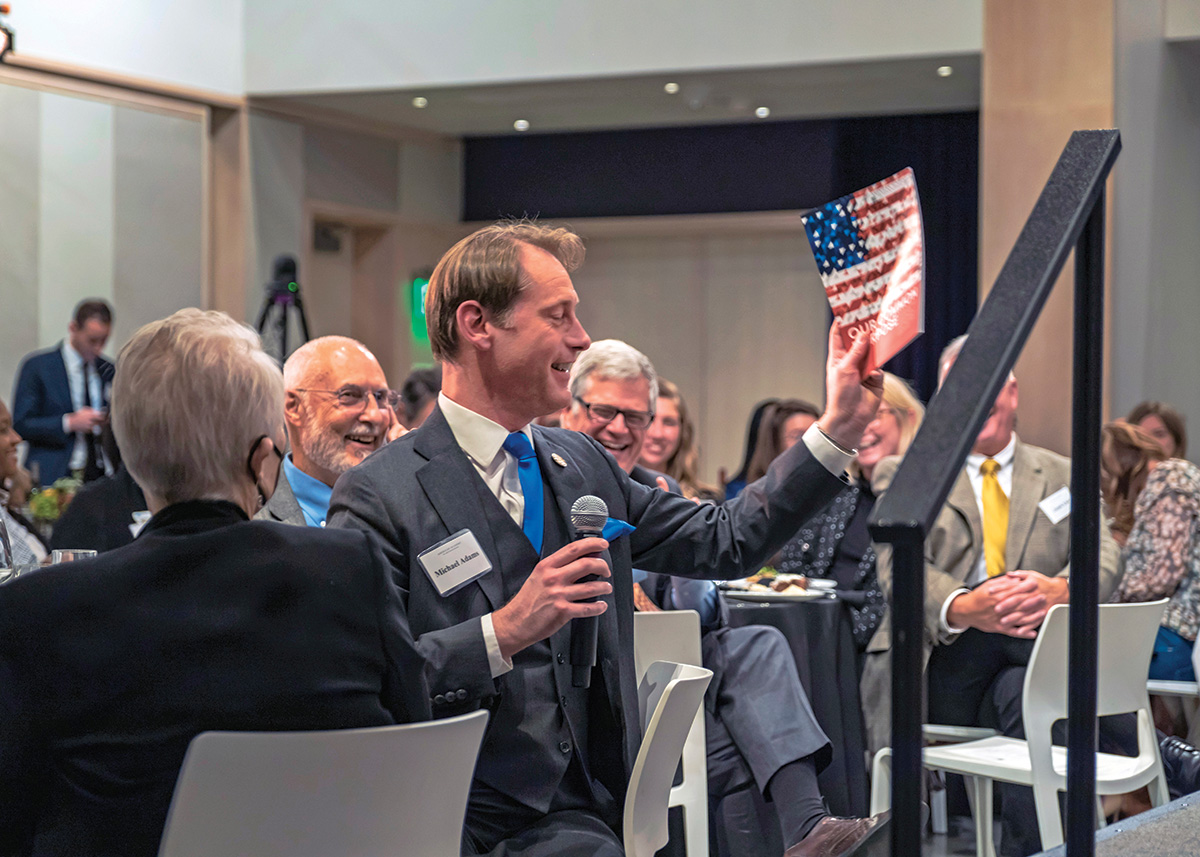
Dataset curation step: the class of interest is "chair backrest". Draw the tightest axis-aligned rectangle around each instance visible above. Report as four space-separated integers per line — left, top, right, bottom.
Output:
1022 600 1166 767
633 610 704 715
624 660 713 857
158 710 489 857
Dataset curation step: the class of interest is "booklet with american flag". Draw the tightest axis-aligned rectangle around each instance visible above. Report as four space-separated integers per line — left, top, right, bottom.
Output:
800 167 925 371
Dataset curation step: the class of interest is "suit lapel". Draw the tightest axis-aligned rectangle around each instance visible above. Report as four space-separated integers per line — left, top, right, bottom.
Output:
533 427 588 547
51 347 73 411
946 468 983 570
414 410 507 612
1006 439 1045 572
534 428 631 737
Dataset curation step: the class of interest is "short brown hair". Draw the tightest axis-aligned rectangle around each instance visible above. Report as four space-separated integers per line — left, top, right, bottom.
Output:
425 222 585 362
1125 400 1187 459
73 298 112 328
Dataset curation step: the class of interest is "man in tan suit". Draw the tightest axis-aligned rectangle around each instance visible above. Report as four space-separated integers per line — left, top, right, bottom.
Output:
861 335 1121 857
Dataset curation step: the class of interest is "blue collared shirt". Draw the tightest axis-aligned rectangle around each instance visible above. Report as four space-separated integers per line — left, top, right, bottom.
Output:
283 455 333 528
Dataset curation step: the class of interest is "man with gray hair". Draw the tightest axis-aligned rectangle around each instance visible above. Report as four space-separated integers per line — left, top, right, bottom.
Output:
561 339 874 856
259 335 399 527
862 333 1121 857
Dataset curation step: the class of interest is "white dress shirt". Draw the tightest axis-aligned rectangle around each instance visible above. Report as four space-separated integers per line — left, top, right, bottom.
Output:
436 391 855 677
940 434 1017 633
59 341 106 473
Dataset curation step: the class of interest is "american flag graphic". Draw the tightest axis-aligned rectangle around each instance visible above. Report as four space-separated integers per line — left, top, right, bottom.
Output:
801 167 925 371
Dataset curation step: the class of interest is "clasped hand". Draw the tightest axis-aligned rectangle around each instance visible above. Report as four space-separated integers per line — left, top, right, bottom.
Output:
492 537 612 660
948 570 1068 639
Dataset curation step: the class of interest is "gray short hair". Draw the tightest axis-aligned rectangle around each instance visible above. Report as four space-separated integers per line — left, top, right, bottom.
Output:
111 309 284 505
568 339 659 407
938 333 1014 387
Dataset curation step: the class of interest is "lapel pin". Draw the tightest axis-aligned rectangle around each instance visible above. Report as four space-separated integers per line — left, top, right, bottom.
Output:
551 453 568 468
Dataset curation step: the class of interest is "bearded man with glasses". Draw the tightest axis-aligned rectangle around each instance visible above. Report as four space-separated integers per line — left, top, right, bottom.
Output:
258 336 403 528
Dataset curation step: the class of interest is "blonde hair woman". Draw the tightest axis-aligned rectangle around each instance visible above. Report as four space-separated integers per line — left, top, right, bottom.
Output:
638 378 721 501
777 373 925 649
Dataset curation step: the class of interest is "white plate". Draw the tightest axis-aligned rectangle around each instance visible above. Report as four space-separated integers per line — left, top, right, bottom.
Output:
723 589 830 603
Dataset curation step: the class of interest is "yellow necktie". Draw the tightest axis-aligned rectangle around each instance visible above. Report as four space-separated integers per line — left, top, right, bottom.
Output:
981 458 1008 578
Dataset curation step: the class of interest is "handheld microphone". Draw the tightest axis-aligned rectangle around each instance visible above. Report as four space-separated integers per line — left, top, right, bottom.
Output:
568 495 608 688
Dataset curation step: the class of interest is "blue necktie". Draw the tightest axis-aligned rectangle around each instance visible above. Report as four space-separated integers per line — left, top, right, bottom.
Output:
503 431 543 554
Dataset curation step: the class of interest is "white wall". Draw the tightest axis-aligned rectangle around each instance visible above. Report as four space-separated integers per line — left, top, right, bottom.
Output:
1111 1 1200 461
243 0 982 94
571 225 829 484
8 0 244 94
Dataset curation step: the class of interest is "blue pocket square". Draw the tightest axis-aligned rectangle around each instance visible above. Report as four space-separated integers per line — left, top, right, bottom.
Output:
601 517 636 541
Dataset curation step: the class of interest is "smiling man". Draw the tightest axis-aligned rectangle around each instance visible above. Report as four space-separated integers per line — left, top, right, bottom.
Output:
257 336 398 527
328 221 883 857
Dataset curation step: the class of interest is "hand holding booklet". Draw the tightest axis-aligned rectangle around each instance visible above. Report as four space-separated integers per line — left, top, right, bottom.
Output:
801 167 925 371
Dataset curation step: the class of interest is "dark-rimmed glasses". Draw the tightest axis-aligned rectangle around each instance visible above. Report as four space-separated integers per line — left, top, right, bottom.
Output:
573 396 654 430
296 387 401 412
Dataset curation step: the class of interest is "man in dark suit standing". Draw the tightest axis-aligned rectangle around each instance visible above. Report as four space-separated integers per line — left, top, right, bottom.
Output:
12 299 115 485
328 222 884 857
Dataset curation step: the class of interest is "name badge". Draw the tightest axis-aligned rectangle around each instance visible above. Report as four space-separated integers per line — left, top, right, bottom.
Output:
1039 487 1071 525
417 529 494 597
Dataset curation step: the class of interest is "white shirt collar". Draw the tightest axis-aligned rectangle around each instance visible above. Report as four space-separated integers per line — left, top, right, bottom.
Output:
437 392 534 470
61 339 85 370
966 433 1016 475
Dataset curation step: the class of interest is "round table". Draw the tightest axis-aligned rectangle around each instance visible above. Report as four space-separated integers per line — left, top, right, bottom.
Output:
724 594 869 817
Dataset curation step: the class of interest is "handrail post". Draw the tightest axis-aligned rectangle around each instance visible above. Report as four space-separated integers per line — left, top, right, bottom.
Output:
890 533 925 857
1065 188 1105 857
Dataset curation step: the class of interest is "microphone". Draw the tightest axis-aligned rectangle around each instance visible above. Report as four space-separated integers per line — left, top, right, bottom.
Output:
569 495 608 688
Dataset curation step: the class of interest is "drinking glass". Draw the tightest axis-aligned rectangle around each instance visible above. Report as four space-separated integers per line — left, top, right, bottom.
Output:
51 549 98 564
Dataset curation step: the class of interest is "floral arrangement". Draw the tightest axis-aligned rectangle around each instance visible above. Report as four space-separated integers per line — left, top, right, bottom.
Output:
29 476 82 523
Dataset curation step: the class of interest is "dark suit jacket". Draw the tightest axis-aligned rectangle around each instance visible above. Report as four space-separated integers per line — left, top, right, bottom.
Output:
254 465 306 526
327 406 843 819
48 465 148 553
0 500 429 857
11 344 115 484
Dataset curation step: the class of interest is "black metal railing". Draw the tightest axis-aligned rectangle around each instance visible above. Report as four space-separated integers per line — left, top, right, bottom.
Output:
868 129 1121 857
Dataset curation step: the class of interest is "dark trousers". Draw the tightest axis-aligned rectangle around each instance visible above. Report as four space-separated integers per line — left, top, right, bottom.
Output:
461 757 622 857
927 629 1138 857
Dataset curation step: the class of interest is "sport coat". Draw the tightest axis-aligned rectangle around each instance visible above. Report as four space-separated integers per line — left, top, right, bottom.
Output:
12 344 114 484
859 437 1121 750
255 465 307 526
328 406 844 819
0 501 429 857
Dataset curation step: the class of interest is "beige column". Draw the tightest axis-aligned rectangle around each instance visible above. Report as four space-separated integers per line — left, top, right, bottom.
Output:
980 0 1114 454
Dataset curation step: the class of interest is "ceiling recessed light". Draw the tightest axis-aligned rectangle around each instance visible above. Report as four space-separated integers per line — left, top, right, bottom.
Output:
664 82 680 94
412 96 428 108
513 119 530 132
937 65 953 77
755 106 771 119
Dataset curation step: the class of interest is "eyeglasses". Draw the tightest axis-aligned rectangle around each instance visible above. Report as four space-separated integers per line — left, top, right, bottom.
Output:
296 387 401 412
573 396 654 430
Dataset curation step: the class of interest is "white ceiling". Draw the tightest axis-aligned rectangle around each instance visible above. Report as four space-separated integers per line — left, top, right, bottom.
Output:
253 54 981 138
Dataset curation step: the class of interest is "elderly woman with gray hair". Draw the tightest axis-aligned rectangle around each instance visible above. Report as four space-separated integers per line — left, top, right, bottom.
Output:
0 309 428 857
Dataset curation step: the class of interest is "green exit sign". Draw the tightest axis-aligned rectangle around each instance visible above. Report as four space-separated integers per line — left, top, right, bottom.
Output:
410 274 430 342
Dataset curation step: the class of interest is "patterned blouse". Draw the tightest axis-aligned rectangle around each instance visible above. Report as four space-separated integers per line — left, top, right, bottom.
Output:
1111 458 1200 641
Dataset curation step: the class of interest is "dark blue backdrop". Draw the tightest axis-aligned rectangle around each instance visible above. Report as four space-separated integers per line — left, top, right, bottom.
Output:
462 111 979 402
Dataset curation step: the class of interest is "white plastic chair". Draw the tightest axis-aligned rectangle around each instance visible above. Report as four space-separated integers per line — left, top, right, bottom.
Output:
874 600 1170 857
625 659 713 857
158 710 489 857
633 609 710 856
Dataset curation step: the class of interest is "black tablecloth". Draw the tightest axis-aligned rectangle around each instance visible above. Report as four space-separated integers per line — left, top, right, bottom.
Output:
724 595 869 817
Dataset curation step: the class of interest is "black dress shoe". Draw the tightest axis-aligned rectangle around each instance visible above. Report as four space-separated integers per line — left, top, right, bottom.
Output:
783 812 890 857
1160 734 1200 799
